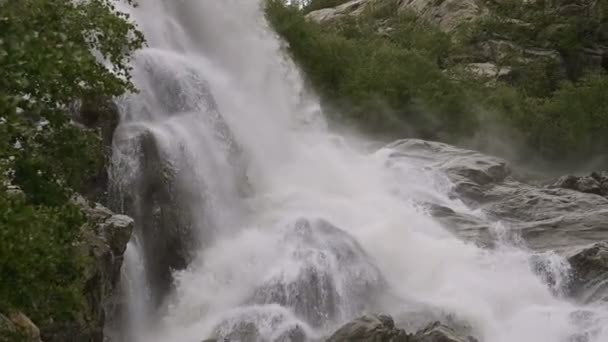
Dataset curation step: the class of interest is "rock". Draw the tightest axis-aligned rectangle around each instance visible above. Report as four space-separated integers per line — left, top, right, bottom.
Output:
327 315 477 342
552 172 608 197
567 241 608 303
327 314 408 341
250 218 385 328
399 0 484 32
464 63 512 81
307 0 484 32
0 312 41 342
70 96 121 204
209 306 313 342
411 321 478 342
386 139 608 251
306 0 373 23
41 198 134 342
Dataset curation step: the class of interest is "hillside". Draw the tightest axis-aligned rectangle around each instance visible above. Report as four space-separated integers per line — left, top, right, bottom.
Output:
266 0 608 165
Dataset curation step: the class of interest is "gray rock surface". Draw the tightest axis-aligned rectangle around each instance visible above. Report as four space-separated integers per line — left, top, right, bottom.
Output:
250 218 385 328
0 312 41 342
40 196 134 342
306 0 373 22
327 315 408 342
567 241 608 303
399 0 483 32
327 315 478 342
387 139 608 251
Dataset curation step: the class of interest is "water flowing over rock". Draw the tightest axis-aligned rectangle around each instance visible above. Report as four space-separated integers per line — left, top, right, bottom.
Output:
206 306 313 342
567 242 608 303
107 1 608 342
250 219 386 328
387 139 608 251
110 50 248 306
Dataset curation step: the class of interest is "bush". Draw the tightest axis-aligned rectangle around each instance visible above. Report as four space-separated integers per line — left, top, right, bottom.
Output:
266 0 478 138
0 0 143 325
266 0 608 163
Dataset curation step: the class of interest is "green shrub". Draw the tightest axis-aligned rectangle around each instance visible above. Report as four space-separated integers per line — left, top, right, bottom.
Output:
0 0 143 325
266 0 608 163
266 0 478 137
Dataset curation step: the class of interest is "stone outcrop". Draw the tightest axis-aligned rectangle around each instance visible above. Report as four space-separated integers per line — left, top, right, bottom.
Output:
567 241 608 303
306 0 373 22
307 0 484 32
399 0 484 32
0 312 41 342
40 196 134 342
70 95 121 204
250 218 385 328
327 315 478 342
387 139 608 251
328 315 408 341
552 172 608 197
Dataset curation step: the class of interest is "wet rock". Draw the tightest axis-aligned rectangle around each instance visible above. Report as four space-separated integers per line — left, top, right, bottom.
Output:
411 321 478 342
250 218 385 328
41 197 134 342
209 306 313 342
0 312 41 342
552 172 608 197
386 139 608 251
327 315 477 342
70 95 121 204
567 242 608 303
327 314 408 342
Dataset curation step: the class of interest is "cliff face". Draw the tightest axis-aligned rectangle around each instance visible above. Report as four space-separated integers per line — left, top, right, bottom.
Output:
40 197 133 342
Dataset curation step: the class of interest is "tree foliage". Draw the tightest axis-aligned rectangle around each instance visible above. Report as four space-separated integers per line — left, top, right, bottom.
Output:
0 0 144 325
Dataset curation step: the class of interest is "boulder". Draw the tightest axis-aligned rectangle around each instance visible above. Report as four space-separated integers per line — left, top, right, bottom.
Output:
567 241 608 303
399 0 484 32
250 218 385 328
327 315 408 342
552 172 608 197
411 321 478 342
306 0 374 23
385 139 608 251
70 95 121 204
208 306 313 342
40 196 134 342
0 312 41 342
327 315 478 342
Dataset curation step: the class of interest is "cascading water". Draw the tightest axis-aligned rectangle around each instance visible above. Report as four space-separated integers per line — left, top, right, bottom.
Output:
107 1 608 341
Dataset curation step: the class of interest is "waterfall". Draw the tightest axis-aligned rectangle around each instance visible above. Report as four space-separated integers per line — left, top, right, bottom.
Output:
107 1 608 341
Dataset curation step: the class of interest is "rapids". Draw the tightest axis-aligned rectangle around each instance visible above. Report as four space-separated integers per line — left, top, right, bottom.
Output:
107 1 608 341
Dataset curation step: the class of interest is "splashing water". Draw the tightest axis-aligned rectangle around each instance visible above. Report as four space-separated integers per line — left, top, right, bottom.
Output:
108 1 608 341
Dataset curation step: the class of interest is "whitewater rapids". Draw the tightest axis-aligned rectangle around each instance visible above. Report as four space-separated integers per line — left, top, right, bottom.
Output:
108 1 608 341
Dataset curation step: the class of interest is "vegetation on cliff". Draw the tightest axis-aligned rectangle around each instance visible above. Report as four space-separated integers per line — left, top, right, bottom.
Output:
266 0 608 162
0 0 143 338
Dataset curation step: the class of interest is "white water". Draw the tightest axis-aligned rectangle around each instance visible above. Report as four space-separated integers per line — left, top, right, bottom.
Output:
110 1 608 341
